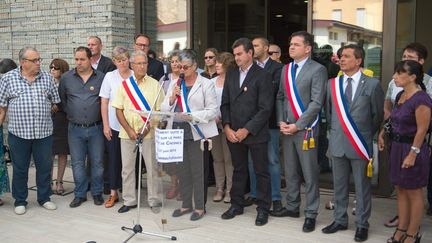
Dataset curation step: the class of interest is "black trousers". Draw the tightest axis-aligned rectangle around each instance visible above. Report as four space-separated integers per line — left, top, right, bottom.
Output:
228 141 271 211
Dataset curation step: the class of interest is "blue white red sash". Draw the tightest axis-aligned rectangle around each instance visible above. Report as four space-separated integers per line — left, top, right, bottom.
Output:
284 62 319 150
331 76 373 176
176 79 206 139
122 76 150 122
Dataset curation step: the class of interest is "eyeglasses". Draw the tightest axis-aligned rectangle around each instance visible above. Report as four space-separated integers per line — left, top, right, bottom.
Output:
50 65 60 70
268 51 280 55
114 58 129 63
177 64 193 70
204 56 215 60
24 58 42 64
133 62 148 66
135 43 149 48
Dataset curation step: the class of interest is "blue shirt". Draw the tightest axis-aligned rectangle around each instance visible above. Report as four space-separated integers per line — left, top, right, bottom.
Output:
0 67 60 139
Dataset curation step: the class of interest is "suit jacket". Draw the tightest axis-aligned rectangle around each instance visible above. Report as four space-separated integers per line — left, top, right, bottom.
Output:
161 74 218 141
326 73 384 159
97 55 116 74
276 58 327 130
220 63 273 144
147 57 164 81
262 58 284 129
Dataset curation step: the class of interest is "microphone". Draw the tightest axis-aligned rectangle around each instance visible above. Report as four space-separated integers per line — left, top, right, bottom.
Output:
176 73 184 96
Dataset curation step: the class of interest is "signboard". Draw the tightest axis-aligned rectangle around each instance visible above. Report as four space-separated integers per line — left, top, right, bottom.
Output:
155 128 184 163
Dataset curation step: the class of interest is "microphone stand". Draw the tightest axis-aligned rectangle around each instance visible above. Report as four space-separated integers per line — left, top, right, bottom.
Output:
121 76 177 242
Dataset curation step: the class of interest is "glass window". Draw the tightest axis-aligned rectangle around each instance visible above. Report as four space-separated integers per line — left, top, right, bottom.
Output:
312 0 384 186
332 9 342 21
312 0 384 80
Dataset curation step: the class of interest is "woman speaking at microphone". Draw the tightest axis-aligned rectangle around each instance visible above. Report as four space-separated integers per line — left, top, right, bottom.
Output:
161 49 218 221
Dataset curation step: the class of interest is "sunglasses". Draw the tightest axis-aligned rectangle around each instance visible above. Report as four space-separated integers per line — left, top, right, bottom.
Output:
204 56 215 60
177 64 193 70
268 51 280 55
50 66 60 70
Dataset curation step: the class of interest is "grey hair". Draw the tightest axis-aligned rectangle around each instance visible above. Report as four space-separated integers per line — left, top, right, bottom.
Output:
179 49 197 65
129 50 148 63
112 46 130 60
19 47 38 61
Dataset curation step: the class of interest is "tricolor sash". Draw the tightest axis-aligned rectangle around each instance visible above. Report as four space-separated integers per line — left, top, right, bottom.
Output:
176 79 206 140
331 76 373 177
122 76 151 122
284 62 319 150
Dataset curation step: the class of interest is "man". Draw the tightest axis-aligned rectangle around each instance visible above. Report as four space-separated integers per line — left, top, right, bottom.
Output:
59 46 105 208
322 44 384 242
133 34 164 80
220 37 273 226
0 47 60 215
87 35 116 195
275 31 327 232
112 51 165 213
269 44 282 63
87 36 116 74
246 37 284 214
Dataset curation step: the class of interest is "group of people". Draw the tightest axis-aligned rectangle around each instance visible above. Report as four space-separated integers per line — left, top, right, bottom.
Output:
0 30 431 243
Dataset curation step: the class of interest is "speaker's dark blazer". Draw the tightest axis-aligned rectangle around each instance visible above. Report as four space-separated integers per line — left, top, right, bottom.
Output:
263 58 284 129
147 57 164 81
220 63 273 144
97 55 116 74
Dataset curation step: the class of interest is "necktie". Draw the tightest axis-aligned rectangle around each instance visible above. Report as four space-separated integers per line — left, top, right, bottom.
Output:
345 77 353 105
293 64 299 78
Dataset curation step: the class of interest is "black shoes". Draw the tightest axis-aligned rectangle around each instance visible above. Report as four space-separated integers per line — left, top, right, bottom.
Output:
244 197 256 207
93 195 104 205
190 211 205 221
270 207 300 218
221 207 244 219
322 221 348 234
354 227 368 242
255 211 269 226
302 218 316 232
69 197 87 208
172 208 193 217
118 205 137 213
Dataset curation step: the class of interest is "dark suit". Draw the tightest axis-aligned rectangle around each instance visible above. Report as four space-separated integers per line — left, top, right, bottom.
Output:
325 73 384 229
276 58 327 219
248 58 284 201
221 63 273 211
97 55 116 74
147 57 164 80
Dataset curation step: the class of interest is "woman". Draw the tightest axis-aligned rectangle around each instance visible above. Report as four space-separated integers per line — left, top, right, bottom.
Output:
379 60 432 243
100 46 133 208
161 49 218 221
200 48 218 80
159 50 181 200
0 58 17 205
211 52 235 203
50 58 70 195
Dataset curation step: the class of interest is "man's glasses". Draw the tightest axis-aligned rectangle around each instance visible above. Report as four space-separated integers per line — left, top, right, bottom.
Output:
268 51 280 55
204 56 215 60
177 64 192 70
50 65 60 70
135 43 149 48
24 58 42 64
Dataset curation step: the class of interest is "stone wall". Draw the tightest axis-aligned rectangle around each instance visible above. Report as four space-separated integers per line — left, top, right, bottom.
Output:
0 0 136 68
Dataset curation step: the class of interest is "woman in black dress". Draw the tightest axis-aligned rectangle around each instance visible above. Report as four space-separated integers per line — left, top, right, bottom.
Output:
50 59 70 195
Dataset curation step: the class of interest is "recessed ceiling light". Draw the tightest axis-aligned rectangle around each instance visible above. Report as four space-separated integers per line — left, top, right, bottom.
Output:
304 0 308 3
276 14 283 18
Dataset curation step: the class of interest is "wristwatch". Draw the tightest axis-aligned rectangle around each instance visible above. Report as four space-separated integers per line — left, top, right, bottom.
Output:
410 146 420 154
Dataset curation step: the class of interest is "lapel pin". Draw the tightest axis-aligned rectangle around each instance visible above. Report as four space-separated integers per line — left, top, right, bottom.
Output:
243 86 248 92
361 80 365 84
